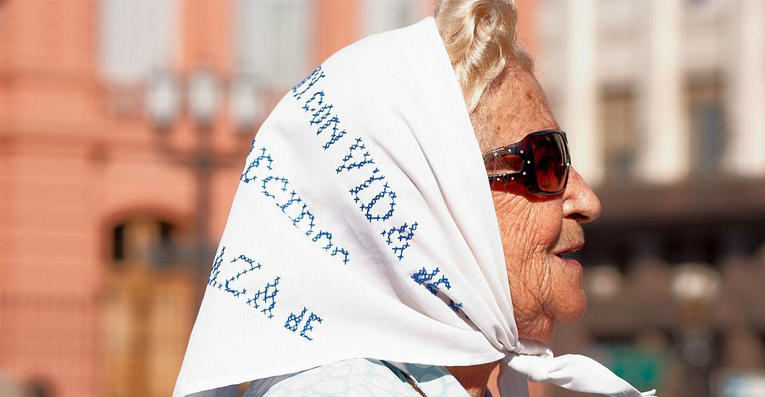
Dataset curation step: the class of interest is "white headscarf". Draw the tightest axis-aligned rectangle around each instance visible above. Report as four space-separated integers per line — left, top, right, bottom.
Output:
173 18 656 397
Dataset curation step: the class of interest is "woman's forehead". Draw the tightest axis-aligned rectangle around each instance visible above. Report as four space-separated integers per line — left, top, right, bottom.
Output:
485 68 559 147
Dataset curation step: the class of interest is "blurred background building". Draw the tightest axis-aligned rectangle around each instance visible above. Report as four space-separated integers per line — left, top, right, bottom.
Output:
0 1 762 397
537 1 765 397
0 1 433 397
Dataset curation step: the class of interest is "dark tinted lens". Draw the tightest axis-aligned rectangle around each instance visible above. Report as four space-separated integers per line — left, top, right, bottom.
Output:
531 133 566 192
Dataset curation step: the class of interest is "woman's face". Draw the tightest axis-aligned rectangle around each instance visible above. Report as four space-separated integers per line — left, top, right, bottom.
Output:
478 66 601 342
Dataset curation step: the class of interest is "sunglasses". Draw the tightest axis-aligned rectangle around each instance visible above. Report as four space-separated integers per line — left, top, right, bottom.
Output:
483 130 571 195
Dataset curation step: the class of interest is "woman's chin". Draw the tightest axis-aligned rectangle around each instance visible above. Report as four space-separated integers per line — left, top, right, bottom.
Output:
548 255 587 324
552 290 587 325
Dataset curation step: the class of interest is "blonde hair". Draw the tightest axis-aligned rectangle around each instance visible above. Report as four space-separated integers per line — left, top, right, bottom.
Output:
434 0 532 116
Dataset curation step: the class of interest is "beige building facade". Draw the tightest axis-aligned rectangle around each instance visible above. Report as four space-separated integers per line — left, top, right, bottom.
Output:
536 1 765 396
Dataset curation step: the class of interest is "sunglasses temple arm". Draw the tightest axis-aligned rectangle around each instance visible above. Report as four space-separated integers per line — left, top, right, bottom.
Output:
482 143 520 163
487 171 526 183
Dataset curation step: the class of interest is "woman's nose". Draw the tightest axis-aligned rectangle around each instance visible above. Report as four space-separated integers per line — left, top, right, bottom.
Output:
562 167 601 223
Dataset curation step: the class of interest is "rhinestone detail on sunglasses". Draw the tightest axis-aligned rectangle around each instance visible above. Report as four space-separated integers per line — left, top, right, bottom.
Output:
483 130 571 196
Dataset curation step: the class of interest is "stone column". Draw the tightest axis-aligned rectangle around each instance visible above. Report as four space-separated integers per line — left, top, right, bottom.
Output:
563 0 602 186
635 0 689 184
724 0 765 177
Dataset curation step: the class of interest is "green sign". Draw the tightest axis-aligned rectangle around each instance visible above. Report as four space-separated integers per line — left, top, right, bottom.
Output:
603 345 667 390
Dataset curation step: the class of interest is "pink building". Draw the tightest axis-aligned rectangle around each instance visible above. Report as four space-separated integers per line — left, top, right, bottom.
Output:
0 1 538 397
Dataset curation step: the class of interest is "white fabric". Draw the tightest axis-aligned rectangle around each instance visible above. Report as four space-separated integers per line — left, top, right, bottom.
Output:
173 18 656 397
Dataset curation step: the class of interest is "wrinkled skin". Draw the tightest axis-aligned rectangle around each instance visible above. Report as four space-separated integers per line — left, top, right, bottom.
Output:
477 66 602 342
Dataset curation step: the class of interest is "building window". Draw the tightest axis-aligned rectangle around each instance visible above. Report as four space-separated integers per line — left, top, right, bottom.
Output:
112 223 126 261
687 80 725 179
110 219 176 268
99 0 179 84
599 87 637 184
234 0 311 88
361 0 419 38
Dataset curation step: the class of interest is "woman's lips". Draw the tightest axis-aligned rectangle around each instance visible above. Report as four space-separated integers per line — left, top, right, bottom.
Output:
554 245 583 269
552 243 583 259
559 256 582 269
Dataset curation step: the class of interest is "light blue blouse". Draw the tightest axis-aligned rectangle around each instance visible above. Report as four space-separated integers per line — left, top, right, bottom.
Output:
243 358 494 397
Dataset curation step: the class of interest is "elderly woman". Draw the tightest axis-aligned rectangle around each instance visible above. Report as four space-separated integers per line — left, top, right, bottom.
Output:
174 1 655 397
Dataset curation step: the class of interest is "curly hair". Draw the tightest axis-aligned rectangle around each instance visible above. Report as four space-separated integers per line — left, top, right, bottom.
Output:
434 0 533 116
